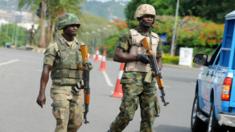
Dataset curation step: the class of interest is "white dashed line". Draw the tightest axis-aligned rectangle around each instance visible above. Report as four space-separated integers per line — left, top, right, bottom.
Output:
0 59 19 66
101 71 114 87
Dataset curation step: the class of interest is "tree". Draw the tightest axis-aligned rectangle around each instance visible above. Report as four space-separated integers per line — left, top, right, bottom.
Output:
125 0 235 23
18 0 84 47
125 0 175 21
0 24 28 47
180 0 235 23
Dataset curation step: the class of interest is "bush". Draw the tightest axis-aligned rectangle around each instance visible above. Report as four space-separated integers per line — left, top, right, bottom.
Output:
193 46 217 55
162 54 179 64
177 16 223 47
156 16 223 54
103 15 223 62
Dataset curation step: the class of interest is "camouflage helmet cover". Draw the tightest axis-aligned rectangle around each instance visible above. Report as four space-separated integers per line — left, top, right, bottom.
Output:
56 13 80 30
134 4 156 19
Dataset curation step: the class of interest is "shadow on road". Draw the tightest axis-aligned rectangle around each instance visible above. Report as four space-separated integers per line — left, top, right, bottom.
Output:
154 125 190 132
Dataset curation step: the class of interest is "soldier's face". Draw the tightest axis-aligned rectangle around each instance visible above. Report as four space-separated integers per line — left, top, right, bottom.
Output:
63 24 80 36
140 15 155 28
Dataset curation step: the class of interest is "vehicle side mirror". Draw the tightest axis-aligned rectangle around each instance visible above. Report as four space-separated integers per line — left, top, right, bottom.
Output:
193 54 208 65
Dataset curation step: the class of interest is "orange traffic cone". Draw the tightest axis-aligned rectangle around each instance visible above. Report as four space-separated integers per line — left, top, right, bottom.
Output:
112 63 125 98
94 48 100 62
99 49 107 72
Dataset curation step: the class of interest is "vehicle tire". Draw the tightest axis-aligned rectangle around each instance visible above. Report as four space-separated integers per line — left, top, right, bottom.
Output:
207 105 227 132
228 126 235 132
191 96 207 132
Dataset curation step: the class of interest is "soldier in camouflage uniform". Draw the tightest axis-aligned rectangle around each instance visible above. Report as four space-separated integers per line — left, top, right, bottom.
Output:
108 4 162 132
36 13 84 132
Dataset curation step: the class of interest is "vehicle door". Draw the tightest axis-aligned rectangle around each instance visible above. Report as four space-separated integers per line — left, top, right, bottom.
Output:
198 45 221 114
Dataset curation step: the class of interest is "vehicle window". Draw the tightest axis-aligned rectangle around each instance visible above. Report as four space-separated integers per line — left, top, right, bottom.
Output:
232 51 235 69
220 20 234 68
207 45 221 66
232 55 235 69
219 48 230 67
224 20 235 48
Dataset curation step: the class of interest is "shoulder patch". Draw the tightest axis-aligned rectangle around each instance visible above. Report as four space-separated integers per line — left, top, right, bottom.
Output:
151 32 159 39
129 29 139 37
47 42 59 52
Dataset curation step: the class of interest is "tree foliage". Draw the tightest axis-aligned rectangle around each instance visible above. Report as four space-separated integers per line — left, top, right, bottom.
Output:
17 0 117 50
19 0 84 17
180 0 235 23
125 0 235 23
125 0 175 21
0 24 28 47
18 0 85 47
104 15 223 56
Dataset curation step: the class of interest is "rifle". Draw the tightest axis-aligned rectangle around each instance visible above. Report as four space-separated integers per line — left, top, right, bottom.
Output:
142 37 169 106
80 44 92 124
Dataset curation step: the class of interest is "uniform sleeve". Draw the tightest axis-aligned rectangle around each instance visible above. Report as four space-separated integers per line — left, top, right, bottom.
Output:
43 43 57 66
156 40 163 58
116 33 131 52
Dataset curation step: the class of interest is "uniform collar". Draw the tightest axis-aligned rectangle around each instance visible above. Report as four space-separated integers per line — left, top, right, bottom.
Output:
135 26 151 36
58 33 78 47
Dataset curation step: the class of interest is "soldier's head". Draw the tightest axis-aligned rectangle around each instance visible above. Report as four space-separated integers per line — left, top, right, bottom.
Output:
134 4 156 29
56 13 80 37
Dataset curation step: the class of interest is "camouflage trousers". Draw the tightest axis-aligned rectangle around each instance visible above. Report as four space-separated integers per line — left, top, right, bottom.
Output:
50 85 83 132
109 72 160 132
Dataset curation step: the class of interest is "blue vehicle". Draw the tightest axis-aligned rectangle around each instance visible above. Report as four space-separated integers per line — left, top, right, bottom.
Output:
191 11 235 132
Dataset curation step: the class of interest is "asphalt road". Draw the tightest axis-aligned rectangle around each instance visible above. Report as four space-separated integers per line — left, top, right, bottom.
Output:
0 48 200 132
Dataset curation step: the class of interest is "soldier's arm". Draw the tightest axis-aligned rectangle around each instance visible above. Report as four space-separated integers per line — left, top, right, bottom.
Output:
156 41 163 70
37 64 52 108
36 43 56 108
113 34 137 63
114 48 137 63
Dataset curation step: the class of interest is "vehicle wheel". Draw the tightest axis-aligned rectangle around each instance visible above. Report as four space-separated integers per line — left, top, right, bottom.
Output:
207 105 227 132
228 126 235 132
191 96 207 132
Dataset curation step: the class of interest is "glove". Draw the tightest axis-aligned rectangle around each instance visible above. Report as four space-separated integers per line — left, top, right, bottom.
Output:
136 54 150 64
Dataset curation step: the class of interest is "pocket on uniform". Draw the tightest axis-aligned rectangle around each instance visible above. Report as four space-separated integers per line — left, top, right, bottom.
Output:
52 107 66 120
50 87 70 99
154 97 160 117
120 72 135 84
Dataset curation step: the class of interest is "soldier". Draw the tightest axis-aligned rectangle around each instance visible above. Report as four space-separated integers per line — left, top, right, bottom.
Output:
36 13 84 132
29 24 35 46
108 4 162 132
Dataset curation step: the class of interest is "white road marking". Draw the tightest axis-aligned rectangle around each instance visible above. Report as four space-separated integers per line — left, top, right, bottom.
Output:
101 71 114 87
0 59 19 66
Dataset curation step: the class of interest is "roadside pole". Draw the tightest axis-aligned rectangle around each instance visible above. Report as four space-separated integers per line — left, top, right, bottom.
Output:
170 0 180 56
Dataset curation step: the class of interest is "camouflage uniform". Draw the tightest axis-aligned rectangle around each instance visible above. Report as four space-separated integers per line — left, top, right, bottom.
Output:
44 34 84 132
109 27 162 132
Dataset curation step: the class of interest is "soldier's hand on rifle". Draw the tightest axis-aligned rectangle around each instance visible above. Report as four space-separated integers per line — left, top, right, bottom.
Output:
136 54 150 64
83 62 93 70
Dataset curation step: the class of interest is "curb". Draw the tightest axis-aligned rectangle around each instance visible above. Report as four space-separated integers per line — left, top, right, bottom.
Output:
163 63 200 70
32 47 46 54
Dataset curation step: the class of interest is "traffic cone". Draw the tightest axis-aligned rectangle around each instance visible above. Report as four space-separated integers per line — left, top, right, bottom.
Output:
94 48 100 62
112 63 125 98
99 49 107 72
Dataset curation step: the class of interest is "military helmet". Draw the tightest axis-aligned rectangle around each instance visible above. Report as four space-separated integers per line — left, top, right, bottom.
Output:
134 4 156 19
56 13 80 30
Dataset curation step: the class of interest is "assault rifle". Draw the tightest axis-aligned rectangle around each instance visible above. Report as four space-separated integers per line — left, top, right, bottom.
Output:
142 37 169 106
80 44 92 123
